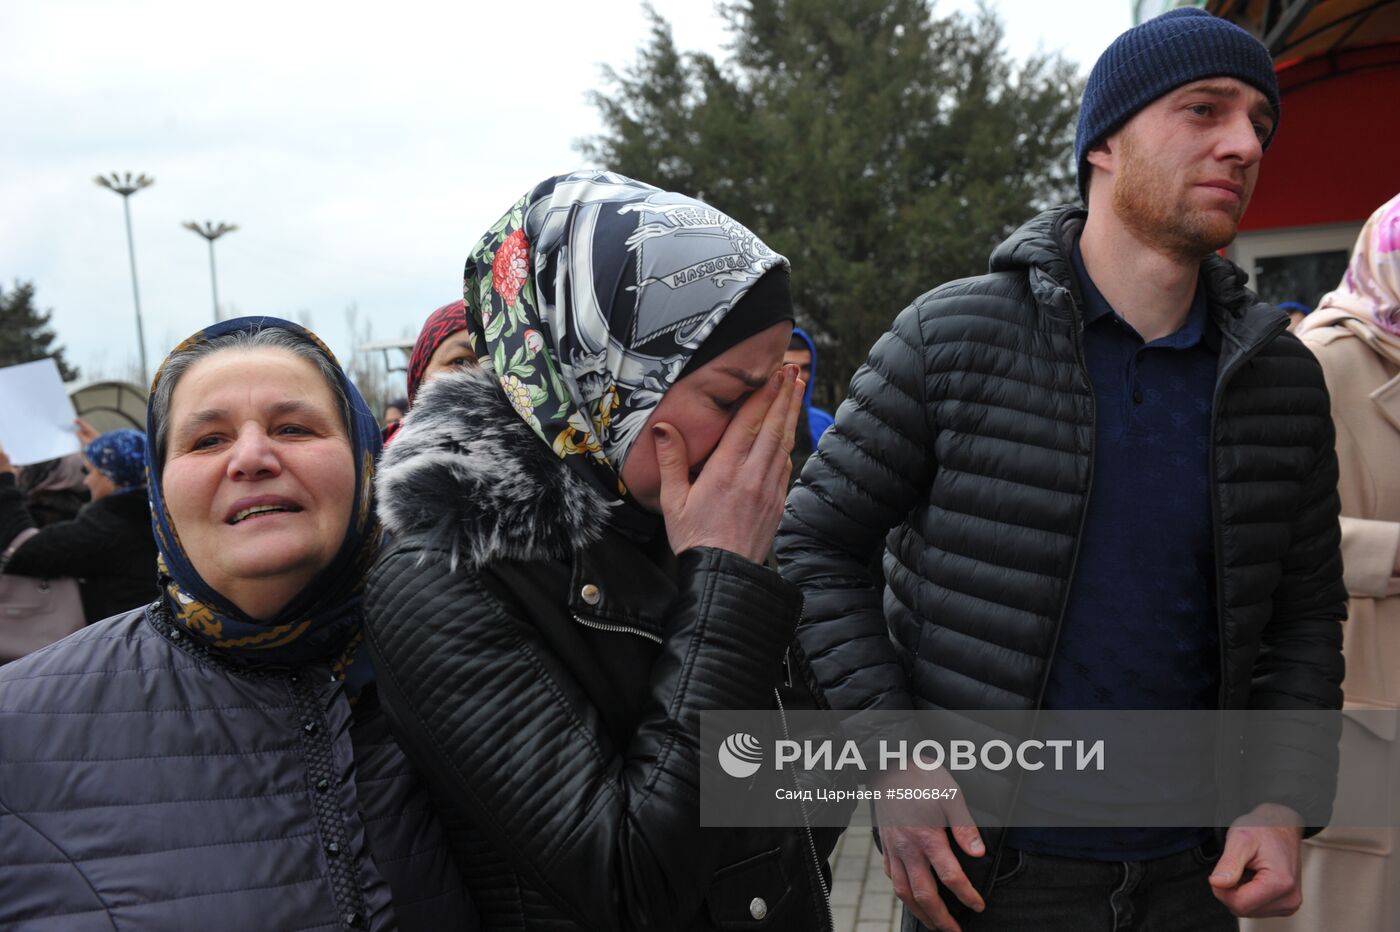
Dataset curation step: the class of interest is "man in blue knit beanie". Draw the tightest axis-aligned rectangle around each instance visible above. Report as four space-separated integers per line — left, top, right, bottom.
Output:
779 7 1345 932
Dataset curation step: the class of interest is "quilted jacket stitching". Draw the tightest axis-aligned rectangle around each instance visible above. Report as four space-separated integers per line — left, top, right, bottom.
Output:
0 796 118 924
364 554 627 914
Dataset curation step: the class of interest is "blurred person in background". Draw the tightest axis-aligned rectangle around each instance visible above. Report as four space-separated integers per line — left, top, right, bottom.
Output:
786 328 834 477
1278 301 1311 332
14 451 88 526
382 396 409 429
0 317 474 931
0 427 157 623
383 299 476 444
1252 193 1400 932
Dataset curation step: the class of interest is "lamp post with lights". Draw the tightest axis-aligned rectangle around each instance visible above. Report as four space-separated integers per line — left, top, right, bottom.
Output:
94 172 154 384
182 220 239 322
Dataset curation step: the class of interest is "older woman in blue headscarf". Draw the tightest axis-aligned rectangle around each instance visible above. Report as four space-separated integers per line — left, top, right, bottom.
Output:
0 428 158 624
366 171 842 931
0 317 475 930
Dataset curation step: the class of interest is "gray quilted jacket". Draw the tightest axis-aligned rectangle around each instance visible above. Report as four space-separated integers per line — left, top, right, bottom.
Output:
0 604 475 931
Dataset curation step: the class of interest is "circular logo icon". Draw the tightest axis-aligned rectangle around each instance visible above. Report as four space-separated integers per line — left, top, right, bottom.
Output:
718 732 764 778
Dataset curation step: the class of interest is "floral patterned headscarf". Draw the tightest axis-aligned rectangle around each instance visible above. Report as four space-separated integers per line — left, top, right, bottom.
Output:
463 170 790 503
146 317 382 689
1299 192 1400 364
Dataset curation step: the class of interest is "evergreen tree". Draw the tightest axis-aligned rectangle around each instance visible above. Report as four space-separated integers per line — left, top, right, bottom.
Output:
583 0 1083 404
0 281 79 381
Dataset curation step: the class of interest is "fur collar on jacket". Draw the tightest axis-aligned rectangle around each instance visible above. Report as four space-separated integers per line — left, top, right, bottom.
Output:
376 367 612 569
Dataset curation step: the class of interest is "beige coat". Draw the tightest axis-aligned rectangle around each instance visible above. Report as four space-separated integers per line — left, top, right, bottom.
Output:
1247 323 1400 931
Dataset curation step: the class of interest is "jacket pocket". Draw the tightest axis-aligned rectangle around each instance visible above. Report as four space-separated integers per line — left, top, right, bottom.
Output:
991 847 1026 886
705 846 793 929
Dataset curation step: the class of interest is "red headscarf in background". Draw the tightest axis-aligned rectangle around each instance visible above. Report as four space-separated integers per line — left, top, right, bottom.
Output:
406 300 471 404
383 300 473 446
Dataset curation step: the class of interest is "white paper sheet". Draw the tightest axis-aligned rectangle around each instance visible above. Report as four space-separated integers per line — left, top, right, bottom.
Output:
0 359 79 466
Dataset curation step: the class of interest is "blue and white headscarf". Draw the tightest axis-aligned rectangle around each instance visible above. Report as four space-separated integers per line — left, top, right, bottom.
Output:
146 316 382 689
85 429 147 493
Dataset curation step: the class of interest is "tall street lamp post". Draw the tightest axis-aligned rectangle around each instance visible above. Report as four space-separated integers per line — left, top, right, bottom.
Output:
182 220 239 322
94 172 154 384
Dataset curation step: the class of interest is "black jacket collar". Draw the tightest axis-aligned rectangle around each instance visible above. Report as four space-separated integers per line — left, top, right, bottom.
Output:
567 531 677 641
988 205 1289 354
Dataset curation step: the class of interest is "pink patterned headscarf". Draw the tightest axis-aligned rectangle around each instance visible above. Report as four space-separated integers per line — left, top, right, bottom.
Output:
1298 193 1400 353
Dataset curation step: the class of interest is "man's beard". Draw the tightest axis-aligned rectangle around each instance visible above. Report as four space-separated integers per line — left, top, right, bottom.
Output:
1111 132 1246 262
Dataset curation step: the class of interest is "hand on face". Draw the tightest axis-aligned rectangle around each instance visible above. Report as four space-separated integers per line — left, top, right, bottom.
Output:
782 347 813 385
650 363 802 564
160 349 356 621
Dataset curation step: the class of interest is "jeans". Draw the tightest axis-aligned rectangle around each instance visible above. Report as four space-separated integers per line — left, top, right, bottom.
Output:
903 841 1238 932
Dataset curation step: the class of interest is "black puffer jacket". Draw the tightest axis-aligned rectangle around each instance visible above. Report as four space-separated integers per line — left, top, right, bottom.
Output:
365 368 842 932
776 206 1347 883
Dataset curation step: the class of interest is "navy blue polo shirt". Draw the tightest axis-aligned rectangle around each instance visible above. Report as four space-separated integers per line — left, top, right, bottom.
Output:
1006 242 1220 861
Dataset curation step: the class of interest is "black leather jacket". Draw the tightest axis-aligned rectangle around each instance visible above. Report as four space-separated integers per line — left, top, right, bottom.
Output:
776 205 1347 894
366 368 841 932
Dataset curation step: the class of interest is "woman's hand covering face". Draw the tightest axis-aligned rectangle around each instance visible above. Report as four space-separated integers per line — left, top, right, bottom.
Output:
632 321 803 564
161 348 357 620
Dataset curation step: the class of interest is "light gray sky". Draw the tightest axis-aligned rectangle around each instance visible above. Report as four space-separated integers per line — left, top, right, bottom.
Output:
1 0 1133 387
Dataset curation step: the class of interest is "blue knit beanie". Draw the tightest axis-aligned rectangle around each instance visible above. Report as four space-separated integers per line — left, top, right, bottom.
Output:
1076 7 1279 201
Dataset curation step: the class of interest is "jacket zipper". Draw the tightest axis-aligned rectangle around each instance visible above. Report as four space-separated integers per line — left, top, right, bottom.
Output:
572 613 662 644
774 687 834 932
572 614 829 927
1032 298 1097 714
1206 317 1288 820
987 289 1098 894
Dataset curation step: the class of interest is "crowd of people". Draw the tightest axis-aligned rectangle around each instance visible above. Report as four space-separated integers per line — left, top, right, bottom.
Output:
1 425 158 636
0 8 1396 932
